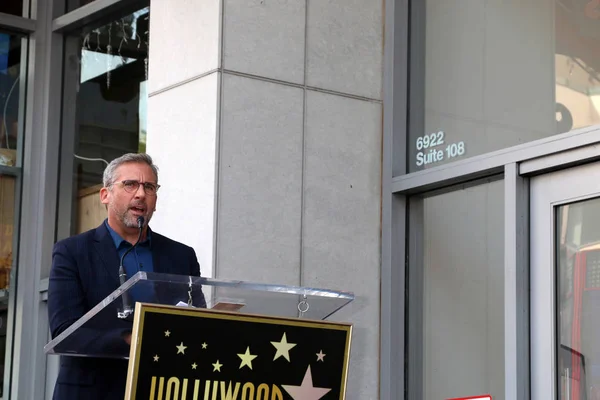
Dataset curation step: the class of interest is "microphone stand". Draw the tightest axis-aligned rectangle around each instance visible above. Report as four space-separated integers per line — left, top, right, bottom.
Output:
117 216 144 319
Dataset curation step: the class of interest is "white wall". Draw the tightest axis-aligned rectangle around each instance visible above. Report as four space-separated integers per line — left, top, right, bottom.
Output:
146 0 221 278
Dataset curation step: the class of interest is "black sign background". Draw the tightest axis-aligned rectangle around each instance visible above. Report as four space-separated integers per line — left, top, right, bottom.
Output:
126 304 352 399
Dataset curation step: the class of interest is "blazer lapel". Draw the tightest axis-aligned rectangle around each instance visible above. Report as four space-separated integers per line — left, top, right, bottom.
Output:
151 231 167 274
93 222 121 285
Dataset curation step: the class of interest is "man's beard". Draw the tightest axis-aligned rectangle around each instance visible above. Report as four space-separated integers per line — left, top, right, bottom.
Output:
114 205 153 228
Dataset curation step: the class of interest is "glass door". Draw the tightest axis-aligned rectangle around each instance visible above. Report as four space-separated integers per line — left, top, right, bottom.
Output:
531 161 600 399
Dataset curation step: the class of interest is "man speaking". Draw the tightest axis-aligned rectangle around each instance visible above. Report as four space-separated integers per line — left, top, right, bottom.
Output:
47 153 206 400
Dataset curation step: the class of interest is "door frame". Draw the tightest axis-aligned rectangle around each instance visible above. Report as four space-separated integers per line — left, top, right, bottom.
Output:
530 162 600 399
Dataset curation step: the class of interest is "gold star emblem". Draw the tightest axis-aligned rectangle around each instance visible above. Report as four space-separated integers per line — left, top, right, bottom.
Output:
164 330 171 337
202 342 208 349
191 363 198 370
271 333 297 362
282 365 331 399
237 347 257 370
212 360 223 372
316 350 326 362
153 355 159 362
176 342 187 354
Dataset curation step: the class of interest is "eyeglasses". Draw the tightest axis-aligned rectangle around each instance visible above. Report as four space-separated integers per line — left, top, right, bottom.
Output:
115 180 160 195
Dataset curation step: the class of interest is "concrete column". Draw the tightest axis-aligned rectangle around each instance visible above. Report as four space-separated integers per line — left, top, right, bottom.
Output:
148 0 383 397
146 0 221 277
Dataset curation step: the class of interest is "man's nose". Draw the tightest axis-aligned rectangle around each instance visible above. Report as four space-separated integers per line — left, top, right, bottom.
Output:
133 184 146 198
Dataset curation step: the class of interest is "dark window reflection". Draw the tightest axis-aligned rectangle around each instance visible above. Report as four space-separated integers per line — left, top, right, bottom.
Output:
0 1 23 16
70 8 149 233
0 32 22 166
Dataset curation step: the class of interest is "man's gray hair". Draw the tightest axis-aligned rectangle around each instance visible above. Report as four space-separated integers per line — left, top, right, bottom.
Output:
103 153 159 188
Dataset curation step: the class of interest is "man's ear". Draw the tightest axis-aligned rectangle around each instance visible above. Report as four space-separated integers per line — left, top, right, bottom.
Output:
100 187 110 205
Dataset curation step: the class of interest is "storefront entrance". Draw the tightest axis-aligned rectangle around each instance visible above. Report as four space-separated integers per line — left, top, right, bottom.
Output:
532 161 600 399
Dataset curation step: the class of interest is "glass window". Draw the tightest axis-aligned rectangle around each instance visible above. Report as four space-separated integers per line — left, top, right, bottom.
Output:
0 32 23 167
61 8 149 235
408 180 504 398
556 197 600 399
408 0 600 172
0 174 16 397
0 1 23 16
0 30 23 397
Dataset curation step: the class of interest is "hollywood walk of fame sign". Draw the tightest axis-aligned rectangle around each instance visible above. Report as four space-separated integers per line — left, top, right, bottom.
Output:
124 303 352 400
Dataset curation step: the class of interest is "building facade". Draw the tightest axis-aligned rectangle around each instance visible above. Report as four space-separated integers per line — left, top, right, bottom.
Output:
0 0 599 399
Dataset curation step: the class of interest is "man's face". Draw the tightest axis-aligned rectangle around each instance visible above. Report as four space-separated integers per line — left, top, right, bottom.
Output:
100 162 158 229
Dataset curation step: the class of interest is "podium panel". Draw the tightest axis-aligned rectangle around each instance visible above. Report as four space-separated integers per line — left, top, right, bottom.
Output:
125 303 352 400
44 272 354 359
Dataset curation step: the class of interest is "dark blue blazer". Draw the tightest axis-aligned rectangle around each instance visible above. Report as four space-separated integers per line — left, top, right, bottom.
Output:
47 221 206 400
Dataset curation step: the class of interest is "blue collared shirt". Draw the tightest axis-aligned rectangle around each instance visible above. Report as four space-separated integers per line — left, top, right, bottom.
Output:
105 219 154 277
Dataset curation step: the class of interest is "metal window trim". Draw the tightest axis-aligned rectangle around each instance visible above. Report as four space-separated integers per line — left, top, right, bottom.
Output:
0 32 30 399
38 278 48 293
0 166 21 177
406 196 424 400
9 0 65 398
519 142 600 176
52 0 148 33
39 278 48 302
393 124 600 195
54 35 79 242
380 0 409 399
504 163 530 400
22 0 32 19
15 35 28 169
0 12 35 33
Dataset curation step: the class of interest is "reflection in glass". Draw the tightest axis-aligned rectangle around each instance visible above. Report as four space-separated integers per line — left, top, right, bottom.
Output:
408 181 504 399
555 3 600 134
71 8 149 234
0 1 23 16
557 198 600 399
0 32 21 166
0 174 16 396
409 1 600 172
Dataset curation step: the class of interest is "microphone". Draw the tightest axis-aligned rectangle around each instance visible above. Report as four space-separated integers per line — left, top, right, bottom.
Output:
118 216 145 318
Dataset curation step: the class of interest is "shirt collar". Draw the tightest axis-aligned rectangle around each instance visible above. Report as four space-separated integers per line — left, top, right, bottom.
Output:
104 219 151 249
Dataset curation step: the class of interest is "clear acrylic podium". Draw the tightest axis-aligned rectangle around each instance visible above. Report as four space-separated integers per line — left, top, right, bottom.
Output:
44 271 354 359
